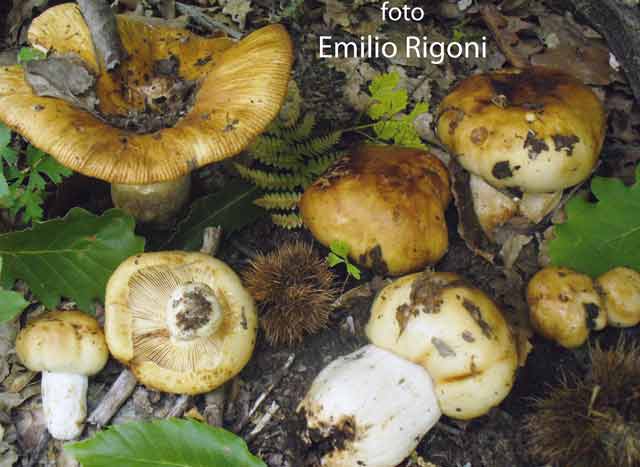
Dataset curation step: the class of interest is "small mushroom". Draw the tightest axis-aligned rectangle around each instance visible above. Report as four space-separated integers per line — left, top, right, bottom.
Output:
105 251 257 394
437 67 606 239
596 267 640 328
298 345 441 467
365 272 518 420
299 144 451 276
0 4 293 223
15 311 108 440
527 266 606 348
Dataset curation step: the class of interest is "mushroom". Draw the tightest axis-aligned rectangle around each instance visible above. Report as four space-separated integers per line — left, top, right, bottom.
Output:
595 267 640 328
365 272 518 420
0 4 293 223
298 345 441 467
299 144 451 276
105 251 257 394
526 266 606 348
15 311 108 440
437 67 606 239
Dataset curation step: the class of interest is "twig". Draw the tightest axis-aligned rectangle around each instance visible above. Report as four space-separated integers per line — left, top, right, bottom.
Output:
77 0 126 70
233 353 295 433
200 226 223 256
246 401 279 441
88 368 138 426
330 277 386 311
204 388 226 427
175 2 242 39
166 394 190 418
480 5 529 69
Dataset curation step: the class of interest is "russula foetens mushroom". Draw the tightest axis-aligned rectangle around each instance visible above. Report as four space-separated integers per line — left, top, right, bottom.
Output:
437 67 606 239
365 272 518 420
0 4 293 223
105 251 257 394
526 266 606 348
596 267 640 328
298 345 441 467
299 144 451 276
15 311 108 440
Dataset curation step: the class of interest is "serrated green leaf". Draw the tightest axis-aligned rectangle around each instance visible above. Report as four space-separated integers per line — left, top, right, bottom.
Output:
0 171 9 203
549 166 640 276
368 72 408 120
168 181 264 250
18 189 44 222
17 47 46 64
65 419 266 467
327 252 345 267
1 146 18 166
330 240 350 258
26 145 45 165
346 262 362 280
0 208 145 310
38 156 73 183
0 123 11 148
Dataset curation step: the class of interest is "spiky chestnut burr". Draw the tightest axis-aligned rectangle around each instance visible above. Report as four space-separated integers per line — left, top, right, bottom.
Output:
524 339 640 467
242 241 338 346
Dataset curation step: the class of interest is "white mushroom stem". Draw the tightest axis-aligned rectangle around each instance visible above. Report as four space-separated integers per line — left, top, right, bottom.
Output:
166 283 223 341
41 371 88 440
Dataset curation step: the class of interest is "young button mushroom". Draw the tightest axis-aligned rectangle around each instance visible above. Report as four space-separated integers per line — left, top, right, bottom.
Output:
299 144 451 276
437 67 606 239
15 311 108 440
0 4 293 223
527 267 606 348
298 345 441 467
596 267 640 328
365 272 518 420
105 251 257 394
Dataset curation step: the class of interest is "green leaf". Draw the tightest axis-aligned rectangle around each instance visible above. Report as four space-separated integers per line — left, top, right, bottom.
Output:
0 289 28 323
18 189 44 222
65 419 266 467
549 166 640 276
0 171 9 204
168 181 265 250
0 123 11 148
327 252 345 267
17 47 46 64
38 155 73 183
0 208 145 310
330 240 350 258
346 262 362 280
367 72 408 120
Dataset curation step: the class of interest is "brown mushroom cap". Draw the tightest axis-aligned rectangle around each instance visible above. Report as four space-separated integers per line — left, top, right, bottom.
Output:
0 3 293 184
16 310 108 376
299 145 451 276
105 251 257 395
436 67 606 193
527 266 606 348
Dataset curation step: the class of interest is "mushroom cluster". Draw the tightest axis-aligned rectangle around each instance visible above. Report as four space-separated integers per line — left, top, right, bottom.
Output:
436 67 606 240
0 3 293 223
300 144 451 276
527 266 640 348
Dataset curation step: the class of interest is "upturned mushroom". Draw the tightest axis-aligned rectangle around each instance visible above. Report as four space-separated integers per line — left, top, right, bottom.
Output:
299 144 451 276
0 4 293 223
105 251 257 394
298 345 441 467
526 266 606 348
437 67 606 239
365 272 518 420
15 311 108 440
596 267 640 328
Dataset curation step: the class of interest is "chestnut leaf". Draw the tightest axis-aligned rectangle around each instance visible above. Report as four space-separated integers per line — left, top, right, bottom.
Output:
549 165 640 276
65 419 266 467
0 208 144 311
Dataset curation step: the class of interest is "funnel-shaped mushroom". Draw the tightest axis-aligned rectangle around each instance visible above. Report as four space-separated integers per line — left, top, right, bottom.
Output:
0 4 293 220
105 251 258 394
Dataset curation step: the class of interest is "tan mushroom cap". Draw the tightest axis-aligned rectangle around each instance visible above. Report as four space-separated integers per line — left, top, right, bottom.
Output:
0 3 293 184
527 267 606 348
596 267 640 328
437 67 606 193
16 310 108 376
299 145 451 276
105 251 258 395
366 272 518 420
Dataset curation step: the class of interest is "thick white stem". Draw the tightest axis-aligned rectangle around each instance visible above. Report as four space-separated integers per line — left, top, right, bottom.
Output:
42 371 88 440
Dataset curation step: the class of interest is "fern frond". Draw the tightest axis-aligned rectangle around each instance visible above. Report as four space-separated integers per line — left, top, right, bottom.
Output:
292 131 342 159
254 192 301 211
271 212 304 230
304 150 346 176
249 135 287 158
235 163 311 190
282 113 316 142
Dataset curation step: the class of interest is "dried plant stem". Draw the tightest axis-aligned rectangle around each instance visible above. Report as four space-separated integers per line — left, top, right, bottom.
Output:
88 369 138 426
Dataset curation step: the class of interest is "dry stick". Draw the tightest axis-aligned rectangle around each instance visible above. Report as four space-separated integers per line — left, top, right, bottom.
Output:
175 2 243 39
77 0 126 70
165 227 223 421
480 5 529 69
232 353 295 433
88 368 138 426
